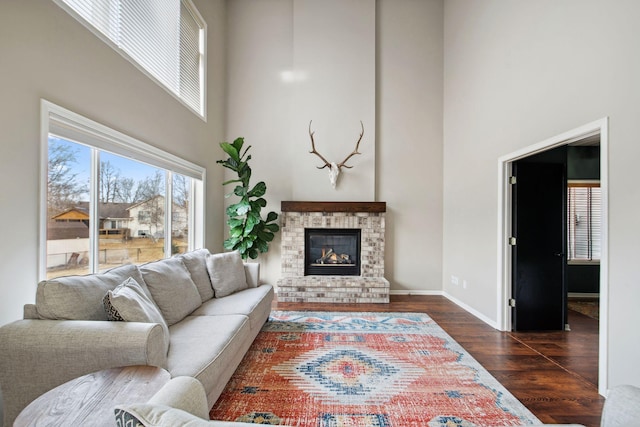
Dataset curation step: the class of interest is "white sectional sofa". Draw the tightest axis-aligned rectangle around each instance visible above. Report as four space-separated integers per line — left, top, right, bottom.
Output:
0 249 273 427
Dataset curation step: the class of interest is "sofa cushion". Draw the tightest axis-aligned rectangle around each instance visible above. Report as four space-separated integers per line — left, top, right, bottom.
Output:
191 285 274 331
176 249 214 303
139 258 202 326
206 251 248 298
102 277 170 354
167 315 252 407
36 264 149 320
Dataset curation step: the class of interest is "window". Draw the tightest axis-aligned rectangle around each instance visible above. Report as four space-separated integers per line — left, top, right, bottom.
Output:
54 0 206 118
42 100 205 279
567 181 601 263
138 211 151 223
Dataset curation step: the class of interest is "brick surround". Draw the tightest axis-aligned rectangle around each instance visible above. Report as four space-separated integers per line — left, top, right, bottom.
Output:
276 202 390 303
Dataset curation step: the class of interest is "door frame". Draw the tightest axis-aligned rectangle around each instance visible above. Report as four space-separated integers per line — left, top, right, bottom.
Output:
496 117 609 395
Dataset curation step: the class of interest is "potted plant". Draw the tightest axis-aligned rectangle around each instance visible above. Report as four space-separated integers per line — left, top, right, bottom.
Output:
217 137 279 259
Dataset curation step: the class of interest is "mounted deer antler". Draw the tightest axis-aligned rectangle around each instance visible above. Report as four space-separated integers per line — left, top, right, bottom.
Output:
308 120 364 188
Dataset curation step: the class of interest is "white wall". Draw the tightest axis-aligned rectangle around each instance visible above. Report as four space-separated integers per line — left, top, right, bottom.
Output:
290 0 376 200
443 0 640 388
377 0 444 292
225 0 444 293
0 0 226 326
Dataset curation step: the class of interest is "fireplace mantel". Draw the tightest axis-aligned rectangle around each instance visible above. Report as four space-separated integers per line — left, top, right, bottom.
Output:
281 201 386 213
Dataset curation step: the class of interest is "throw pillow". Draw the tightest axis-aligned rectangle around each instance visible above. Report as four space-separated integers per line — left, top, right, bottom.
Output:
206 251 248 298
115 403 213 427
102 277 170 354
176 249 214 303
114 407 145 427
139 257 202 325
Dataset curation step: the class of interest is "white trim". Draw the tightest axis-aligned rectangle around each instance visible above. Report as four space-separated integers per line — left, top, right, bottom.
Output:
388 290 500 329
443 292 500 329
389 289 443 296
90 149 100 272
568 292 600 299
165 173 173 258
496 117 609 396
45 101 205 180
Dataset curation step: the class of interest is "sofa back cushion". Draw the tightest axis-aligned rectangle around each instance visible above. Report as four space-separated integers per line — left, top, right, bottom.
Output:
139 257 202 325
176 249 213 303
206 251 248 298
36 264 148 320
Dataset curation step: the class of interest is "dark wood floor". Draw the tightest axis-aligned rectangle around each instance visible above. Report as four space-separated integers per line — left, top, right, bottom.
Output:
273 295 604 427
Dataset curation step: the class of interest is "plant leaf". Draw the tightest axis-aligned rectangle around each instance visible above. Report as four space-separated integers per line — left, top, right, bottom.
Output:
228 218 244 228
255 239 269 253
220 142 240 162
266 211 278 222
248 181 266 197
265 223 280 232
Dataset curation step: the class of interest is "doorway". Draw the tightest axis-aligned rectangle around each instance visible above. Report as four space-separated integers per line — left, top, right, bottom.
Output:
497 118 609 395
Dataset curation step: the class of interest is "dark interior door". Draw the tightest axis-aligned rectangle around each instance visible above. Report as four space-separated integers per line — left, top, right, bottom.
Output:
512 160 566 331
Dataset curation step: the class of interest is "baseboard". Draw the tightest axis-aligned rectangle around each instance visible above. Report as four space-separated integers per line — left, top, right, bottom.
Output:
389 289 443 296
276 289 500 330
568 292 600 299
442 292 500 330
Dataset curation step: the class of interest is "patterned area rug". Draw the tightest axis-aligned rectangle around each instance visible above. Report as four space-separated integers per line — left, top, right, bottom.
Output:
210 311 540 427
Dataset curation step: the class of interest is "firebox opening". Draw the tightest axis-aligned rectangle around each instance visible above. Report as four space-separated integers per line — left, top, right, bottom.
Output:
304 228 361 276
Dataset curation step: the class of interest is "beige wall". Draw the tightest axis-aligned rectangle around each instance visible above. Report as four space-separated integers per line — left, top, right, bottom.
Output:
0 0 226 326
443 0 640 388
377 0 444 292
225 0 444 293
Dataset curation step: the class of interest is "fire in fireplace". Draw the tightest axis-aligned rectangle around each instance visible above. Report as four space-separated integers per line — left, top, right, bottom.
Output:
304 228 361 276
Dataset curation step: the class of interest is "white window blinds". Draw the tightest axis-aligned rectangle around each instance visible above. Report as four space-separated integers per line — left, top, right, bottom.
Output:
56 0 205 117
567 183 601 262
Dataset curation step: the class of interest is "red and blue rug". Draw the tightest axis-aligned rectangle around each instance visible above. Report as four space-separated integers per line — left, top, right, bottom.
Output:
209 311 540 426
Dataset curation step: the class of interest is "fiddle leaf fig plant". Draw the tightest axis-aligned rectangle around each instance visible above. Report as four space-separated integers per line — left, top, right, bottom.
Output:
217 137 279 259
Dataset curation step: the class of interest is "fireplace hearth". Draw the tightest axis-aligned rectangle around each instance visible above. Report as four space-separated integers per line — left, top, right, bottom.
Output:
277 201 389 303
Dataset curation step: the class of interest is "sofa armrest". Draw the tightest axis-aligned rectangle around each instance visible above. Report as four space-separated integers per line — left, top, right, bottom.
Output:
601 384 640 427
0 319 166 427
23 303 38 319
243 262 260 288
148 376 209 419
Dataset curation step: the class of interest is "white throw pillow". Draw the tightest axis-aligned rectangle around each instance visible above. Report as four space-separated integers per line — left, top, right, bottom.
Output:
176 249 213 303
206 251 248 298
139 258 202 325
103 277 170 354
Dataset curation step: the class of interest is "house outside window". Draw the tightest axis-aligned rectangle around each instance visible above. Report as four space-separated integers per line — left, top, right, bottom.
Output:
138 211 151 223
567 181 601 263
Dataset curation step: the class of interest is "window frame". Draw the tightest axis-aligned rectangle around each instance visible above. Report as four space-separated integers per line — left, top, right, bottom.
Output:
40 100 206 279
53 0 207 120
567 180 601 265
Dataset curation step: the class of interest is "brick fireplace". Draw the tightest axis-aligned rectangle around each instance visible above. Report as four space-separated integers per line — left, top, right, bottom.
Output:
276 201 390 303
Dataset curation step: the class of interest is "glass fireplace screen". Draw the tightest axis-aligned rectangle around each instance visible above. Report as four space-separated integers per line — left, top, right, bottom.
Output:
304 228 361 276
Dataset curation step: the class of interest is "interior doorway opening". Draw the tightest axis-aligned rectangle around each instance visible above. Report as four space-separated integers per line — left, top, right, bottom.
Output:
497 118 608 396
